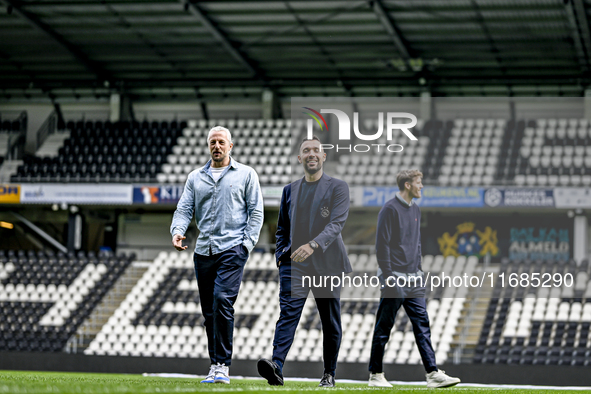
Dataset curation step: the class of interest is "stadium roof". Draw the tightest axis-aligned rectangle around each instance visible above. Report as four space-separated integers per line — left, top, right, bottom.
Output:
1 0 591 101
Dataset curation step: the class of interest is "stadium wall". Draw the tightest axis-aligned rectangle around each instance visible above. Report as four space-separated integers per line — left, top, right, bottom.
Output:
4 96 591 141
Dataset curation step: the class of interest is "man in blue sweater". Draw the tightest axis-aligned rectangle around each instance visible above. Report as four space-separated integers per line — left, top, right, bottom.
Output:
368 169 460 388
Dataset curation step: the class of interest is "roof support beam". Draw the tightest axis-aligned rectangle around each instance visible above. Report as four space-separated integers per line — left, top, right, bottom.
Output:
282 1 351 95
0 49 36 82
1 0 111 82
372 0 412 60
468 0 506 80
566 0 591 71
241 1 365 49
182 0 257 77
0 49 60 101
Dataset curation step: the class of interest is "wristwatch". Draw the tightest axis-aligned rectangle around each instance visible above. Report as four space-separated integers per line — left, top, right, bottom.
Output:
309 240 318 250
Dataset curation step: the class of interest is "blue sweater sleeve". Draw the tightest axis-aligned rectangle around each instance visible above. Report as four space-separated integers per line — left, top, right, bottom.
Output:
418 210 423 271
376 205 397 277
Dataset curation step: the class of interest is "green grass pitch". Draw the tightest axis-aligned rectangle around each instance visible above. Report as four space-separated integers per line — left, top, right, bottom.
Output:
0 371 590 393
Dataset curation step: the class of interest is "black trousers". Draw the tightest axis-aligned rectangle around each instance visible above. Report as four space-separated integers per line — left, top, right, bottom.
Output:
271 263 342 375
369 296 437 373
194 244 249 366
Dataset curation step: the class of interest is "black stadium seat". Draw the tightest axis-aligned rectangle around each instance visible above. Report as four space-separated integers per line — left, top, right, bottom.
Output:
13 119 181 183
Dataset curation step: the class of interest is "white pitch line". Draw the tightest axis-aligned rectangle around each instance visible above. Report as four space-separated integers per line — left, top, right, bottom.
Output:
142 373 591 390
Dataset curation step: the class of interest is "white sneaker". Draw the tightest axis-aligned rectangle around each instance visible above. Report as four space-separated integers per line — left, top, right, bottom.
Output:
426 370 461 388
214 363 230 384
368 372 393 387
200 364 216 383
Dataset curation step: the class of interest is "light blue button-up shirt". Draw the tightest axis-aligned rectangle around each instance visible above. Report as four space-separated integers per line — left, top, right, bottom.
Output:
170 157 264 255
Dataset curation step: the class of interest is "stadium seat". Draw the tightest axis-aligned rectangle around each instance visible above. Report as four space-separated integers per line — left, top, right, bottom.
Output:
0 250 133 352
11 119 180 183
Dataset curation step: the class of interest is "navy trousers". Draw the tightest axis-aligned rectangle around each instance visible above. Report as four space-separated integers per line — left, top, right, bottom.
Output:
272 263 342 376
194 244 249 366
368 296 437 373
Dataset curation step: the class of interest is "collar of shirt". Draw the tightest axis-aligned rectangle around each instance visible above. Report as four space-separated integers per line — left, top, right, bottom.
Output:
201 157 237 178
396 192 413 206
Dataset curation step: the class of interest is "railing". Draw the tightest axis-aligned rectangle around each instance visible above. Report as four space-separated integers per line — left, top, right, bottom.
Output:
5 111 27 160
36 111 57 152
453 287 479 364
64 263 149 354
64 336 79 354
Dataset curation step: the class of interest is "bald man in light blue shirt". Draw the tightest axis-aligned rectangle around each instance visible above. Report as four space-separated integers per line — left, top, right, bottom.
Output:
171 126 263 384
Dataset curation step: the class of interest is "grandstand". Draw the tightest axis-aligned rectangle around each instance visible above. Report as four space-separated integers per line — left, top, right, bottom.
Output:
9 120 183 183
159 119 292 185
10 115 591 188
0 250 132 352
3 247 590 370
2 111 591 384
474 259 591 366
80 252 473 366
2 110 591 383
3 0 591 388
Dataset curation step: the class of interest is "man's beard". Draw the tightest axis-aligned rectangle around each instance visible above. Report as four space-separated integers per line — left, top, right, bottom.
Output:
305 161 322 174
212 152 228 162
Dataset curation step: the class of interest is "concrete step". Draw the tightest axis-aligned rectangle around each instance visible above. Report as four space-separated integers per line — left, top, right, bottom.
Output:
0 132 19 154
64 262 149 353
450 345 477 363
0 160 22 183
36 131 70 157
458 310 486 323
452 333 481 344
446 265 496 363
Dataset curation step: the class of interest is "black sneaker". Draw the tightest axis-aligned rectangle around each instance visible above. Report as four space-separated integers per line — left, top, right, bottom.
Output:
318 373 335 387
257 358 284 386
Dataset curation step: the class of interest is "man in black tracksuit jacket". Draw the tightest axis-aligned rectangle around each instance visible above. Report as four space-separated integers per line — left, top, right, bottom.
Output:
367 169 461 389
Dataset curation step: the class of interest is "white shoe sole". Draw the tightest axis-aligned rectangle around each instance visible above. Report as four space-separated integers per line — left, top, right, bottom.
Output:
368 382 393 388
427 379 461 388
